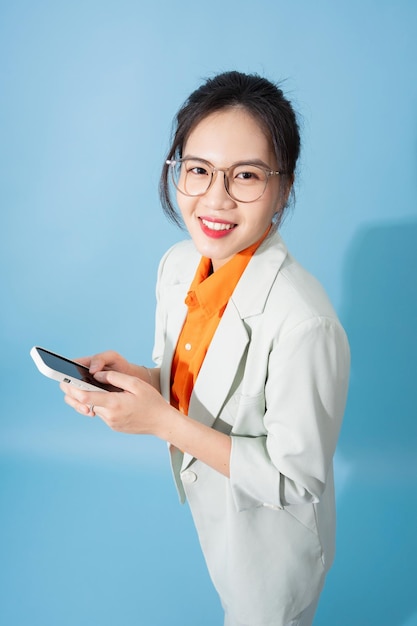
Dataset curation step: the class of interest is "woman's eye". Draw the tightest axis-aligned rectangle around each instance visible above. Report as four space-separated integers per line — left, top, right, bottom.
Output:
234 165 265 183
236 169 260 182
237 171 254 180
191 167 208 176
185 160 210 176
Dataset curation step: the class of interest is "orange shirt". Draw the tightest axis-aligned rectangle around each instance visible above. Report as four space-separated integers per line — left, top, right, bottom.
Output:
171 231 269 415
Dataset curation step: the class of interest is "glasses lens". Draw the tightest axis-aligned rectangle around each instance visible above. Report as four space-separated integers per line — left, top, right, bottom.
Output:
169 159 271 202
227 164 268 202
170 159 212 197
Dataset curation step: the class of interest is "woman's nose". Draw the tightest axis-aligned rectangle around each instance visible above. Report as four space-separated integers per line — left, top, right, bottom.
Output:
202 171 236 209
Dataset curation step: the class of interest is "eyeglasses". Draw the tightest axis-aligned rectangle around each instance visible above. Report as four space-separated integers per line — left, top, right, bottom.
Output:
166 157 282 203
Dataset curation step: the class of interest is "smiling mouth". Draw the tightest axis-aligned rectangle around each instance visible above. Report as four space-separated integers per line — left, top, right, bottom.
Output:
200 218 236 231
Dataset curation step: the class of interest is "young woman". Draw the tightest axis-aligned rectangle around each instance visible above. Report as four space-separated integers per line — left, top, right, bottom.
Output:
61 71 350 626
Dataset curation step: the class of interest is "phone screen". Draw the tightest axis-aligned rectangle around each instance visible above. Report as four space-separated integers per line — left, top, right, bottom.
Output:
37 348 122 392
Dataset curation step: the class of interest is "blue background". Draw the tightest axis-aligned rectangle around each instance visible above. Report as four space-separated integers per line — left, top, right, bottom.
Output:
1 1 416 624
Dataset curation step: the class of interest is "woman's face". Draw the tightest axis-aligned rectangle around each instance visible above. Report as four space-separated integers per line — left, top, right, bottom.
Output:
178 107 285 271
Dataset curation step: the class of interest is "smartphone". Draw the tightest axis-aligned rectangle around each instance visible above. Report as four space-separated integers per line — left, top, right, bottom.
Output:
30 346 122 393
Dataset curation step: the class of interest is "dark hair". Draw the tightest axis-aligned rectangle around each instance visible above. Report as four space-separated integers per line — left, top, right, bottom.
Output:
159 70 300 227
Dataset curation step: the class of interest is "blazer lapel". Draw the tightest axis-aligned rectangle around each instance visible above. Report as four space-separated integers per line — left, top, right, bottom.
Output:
181 231 288 469
159 282 188 401
161 231 288 473
158 242 199 401
181 299 249 469
189 299 249 423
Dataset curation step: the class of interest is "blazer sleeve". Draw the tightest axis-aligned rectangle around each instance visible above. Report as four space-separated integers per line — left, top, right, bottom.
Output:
229 315 350 511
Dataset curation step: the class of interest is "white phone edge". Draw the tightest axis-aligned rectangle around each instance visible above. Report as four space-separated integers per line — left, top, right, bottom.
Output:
30 346 107 393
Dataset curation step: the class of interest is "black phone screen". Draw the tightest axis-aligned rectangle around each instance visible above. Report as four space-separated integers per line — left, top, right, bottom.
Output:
38 348 122 392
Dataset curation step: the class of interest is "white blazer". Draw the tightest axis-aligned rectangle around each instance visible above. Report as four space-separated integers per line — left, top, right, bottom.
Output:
153 230 350 626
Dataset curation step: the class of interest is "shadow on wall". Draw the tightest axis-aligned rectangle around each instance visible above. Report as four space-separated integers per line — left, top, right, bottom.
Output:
318 219 417 626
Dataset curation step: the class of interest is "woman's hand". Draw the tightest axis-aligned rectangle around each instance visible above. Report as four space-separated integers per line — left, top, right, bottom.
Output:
60 369 170 436
59 352 231 477
75 350 158 389
76 350 133 377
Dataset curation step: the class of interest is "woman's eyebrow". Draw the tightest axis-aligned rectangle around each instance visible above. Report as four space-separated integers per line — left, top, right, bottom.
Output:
181 155 273 168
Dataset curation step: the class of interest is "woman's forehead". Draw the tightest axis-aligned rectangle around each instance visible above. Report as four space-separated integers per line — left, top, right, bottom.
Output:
183 108 275 164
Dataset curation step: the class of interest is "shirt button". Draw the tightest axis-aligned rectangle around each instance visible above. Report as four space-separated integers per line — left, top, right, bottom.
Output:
185 343 192 351
181 470 197 484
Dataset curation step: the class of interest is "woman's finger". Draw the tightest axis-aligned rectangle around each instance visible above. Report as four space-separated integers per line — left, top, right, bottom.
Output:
63 392 96 417
93 370 143 394
59 382 114 410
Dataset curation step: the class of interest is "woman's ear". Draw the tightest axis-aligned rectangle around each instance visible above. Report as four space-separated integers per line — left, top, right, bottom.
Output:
278 176 293 208
273 176 294 226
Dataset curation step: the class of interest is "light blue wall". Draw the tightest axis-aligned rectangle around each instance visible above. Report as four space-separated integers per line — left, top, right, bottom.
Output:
1 1 416 624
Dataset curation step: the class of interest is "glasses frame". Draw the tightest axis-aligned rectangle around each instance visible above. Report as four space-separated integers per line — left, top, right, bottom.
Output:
166 157 283 203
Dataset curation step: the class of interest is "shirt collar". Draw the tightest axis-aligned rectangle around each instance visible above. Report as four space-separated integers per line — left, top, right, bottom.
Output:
186 227 271 317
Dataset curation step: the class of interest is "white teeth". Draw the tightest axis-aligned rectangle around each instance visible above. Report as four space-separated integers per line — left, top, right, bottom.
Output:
201 219 235 231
